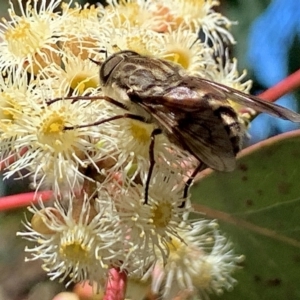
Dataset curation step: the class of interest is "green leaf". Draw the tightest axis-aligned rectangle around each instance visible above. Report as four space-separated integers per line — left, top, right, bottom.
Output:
191 130 300 300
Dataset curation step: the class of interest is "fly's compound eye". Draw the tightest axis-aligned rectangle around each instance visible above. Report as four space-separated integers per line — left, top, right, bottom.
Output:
99 54 124 84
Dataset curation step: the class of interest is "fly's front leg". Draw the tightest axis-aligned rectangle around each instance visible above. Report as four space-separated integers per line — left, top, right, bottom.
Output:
64 113 146 130
47 95 128 111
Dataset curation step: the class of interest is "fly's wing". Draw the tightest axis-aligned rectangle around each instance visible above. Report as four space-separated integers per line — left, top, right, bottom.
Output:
128 74 300 171
198 78 300 122
128 87 239 172
133 75 300 121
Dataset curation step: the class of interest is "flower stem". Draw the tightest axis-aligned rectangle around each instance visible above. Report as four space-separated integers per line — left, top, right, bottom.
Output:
0 191 52 211
103 268 127 300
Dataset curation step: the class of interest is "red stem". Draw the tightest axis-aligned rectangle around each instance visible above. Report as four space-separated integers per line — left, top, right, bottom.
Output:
259 69 300 102
0 191 52 211
103 268 127 300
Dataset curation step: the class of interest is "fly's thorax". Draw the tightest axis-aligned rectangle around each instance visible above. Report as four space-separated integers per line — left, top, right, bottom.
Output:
103 53 183 97
101 83 153 123
123 58 183 96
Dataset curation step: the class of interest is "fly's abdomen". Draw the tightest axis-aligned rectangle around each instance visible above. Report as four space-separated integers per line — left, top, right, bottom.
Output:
213 105 244 155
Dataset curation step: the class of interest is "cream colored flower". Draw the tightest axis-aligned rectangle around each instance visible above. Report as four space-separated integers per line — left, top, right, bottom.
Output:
1 82 114 195
205 49 252 93
105 25 214 77
106 0 170 32
149 26 215 76
38 50 101 96
147 220 243 299
98 165 192 271
18 193 123 288
146 0 235 49
0 0 68 74
59 2 114 60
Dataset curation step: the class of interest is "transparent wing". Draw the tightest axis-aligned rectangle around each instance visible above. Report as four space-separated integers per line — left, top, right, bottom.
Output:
128 74 300 171
132 75 300 122
198 78 300 122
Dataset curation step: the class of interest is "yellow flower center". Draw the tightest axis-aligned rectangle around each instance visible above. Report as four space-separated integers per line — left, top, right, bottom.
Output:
70 75 99 94
42 114 64 134
129 120 153 145
64 4 99 19
108 1 153 31
151 201 172 229
38 111 77 153
163 49 190 70
60 240 90 262
126 36 150 56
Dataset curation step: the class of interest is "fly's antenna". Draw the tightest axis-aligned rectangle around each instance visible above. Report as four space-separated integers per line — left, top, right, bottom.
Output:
89 48 108 66
99 48 108 58
89 57 102 66
189 36 199 50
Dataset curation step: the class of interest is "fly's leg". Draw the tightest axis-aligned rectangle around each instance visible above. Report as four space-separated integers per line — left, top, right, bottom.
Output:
144 128 162 204
64 113 146 130
179 162 207 208
47 95 128 111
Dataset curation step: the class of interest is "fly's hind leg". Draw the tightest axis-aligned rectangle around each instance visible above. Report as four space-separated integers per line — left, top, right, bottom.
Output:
179 162 207 208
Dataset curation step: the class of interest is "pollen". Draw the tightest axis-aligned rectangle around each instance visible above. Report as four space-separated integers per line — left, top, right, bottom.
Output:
37 111 78 153
41 113 65 135
151 201 172 229
167 237 182 253
165 236 187 263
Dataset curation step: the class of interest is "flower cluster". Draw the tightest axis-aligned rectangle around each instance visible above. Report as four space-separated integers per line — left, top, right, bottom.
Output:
0 0 248 299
